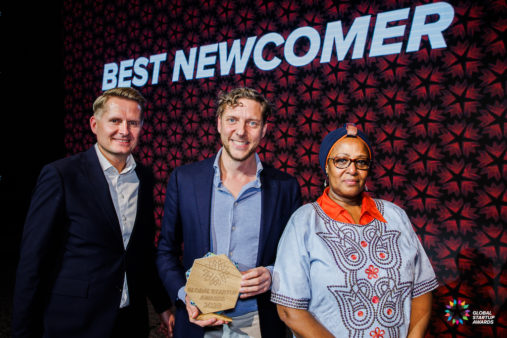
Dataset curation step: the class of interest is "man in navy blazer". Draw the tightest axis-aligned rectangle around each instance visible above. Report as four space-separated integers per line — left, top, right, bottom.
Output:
157 88 302 337
13 87 173 338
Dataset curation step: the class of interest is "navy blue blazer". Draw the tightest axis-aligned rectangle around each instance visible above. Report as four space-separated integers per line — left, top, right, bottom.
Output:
157 155 302 338
12 148 170 338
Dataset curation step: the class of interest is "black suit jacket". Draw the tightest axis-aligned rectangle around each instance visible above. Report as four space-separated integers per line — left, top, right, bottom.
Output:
12 147 170 338
157 155 302 338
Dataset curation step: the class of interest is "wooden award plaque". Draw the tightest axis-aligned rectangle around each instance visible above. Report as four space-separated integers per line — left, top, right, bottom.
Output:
185 254 242 322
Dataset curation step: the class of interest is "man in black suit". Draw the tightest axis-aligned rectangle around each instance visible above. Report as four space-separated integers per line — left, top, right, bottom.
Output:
12 87 174 338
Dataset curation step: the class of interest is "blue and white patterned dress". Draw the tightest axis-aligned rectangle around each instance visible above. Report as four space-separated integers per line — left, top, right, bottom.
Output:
271 201 438 338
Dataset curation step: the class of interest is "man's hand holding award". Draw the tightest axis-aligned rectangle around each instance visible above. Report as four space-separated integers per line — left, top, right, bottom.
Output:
185 253 242 323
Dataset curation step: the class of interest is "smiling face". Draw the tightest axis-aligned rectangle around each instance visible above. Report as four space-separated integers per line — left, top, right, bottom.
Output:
326 137 370 205
217 98 267 163
90 96 143 168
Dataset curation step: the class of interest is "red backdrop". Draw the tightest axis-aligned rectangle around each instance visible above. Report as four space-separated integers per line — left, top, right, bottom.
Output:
61 0 506 336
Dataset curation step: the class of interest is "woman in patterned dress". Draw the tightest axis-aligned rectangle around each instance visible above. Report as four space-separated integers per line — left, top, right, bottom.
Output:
271 123 438 337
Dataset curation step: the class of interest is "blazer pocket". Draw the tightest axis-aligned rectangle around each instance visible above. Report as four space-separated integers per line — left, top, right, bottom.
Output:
51 277 89 298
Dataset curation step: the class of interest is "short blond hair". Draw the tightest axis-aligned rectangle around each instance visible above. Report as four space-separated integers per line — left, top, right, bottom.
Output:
93 87 146 118
216 87 271 124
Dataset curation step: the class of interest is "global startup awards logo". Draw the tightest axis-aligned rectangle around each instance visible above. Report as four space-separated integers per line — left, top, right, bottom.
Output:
445 299 470 325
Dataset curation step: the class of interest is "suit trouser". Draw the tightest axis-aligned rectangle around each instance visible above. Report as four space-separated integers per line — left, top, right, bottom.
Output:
111 305 149 338
204 311 261 338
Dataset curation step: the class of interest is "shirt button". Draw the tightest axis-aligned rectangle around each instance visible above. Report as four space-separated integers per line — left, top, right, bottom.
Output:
229 251 233 256
231 226 236 231
122 215 126 221
234 202 238 207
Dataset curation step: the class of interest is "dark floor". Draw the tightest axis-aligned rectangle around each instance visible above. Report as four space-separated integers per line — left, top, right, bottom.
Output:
0 268 12 338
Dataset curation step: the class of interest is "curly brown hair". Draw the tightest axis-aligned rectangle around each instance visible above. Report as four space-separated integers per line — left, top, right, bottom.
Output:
216 87 271 124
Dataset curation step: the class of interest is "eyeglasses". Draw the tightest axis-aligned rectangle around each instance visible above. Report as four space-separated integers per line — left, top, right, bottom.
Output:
329 157 370 170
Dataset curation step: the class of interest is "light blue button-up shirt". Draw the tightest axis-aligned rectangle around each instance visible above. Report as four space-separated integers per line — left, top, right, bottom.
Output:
177 149 271 316
211 148 263 317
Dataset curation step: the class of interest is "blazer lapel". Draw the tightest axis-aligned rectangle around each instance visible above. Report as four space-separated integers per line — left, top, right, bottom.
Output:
193 158 215 253
257 169 280 265
128 165 147 250
83 148 123 240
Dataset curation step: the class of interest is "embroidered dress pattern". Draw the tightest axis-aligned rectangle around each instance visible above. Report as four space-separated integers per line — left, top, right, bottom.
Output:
370 327 385 337
270 293 310 310
271 201 438 337
315 201 412 337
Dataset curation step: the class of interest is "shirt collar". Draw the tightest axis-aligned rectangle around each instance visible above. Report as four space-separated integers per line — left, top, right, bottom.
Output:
317 187 387 224
94 143 136 174
213 148 263 188
360 192 386 223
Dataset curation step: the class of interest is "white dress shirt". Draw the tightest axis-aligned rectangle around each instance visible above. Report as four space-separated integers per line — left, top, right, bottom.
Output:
95 144 139 308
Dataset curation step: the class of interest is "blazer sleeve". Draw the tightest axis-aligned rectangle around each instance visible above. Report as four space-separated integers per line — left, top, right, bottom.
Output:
12 164 66 338
140 168 173 314
146 245 173 313
156 168 187 302
290 177 303 216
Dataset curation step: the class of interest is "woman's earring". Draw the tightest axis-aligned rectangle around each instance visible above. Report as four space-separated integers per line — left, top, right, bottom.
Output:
365 184 369 192
324 180 327 188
